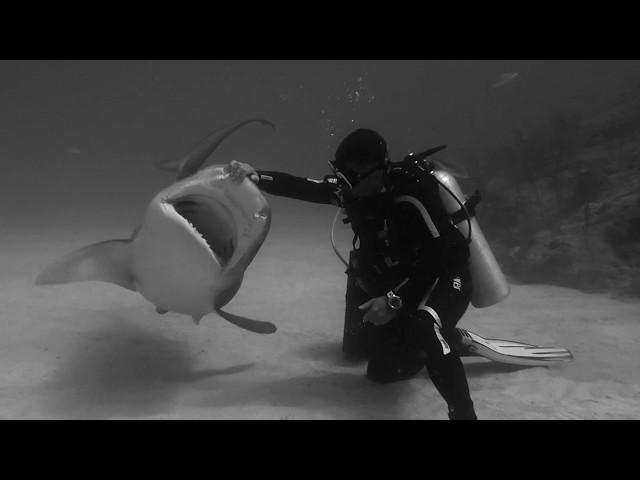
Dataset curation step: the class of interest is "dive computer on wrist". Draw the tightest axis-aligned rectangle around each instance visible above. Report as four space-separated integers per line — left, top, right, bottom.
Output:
386 290 403 310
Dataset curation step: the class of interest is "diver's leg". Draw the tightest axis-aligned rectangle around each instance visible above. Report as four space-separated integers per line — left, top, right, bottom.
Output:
365 316 425 384
414 267 477 420
342 252 373 359
425 353 476 420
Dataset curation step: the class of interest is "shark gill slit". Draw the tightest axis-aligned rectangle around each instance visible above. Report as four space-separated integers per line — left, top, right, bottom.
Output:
170 194 237 266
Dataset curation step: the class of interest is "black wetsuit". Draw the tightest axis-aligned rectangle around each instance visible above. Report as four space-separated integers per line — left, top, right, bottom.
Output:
255 157 476 419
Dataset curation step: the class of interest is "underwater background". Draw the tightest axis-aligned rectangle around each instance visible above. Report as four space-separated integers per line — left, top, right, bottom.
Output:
0 60 639 419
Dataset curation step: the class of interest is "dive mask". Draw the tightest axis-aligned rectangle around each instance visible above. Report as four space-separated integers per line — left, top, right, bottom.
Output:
328 159 387 190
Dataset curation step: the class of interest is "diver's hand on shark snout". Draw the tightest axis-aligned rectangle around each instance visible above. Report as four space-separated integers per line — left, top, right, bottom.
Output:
226 160 259 184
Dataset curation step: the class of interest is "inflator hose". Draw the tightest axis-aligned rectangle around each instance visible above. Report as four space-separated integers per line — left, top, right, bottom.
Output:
329 175 473 267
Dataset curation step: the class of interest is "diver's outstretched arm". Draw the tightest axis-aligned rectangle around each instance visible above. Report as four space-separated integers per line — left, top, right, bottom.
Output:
255 170 343 206
226 160 344 206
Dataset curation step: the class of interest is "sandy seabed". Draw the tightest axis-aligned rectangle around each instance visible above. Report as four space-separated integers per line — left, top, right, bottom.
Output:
1 219 639 420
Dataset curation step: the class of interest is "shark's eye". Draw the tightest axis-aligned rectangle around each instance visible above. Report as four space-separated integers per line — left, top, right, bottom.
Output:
170 195 237 265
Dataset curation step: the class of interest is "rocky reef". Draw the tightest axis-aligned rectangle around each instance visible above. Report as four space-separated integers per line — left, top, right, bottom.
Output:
468 92 640 298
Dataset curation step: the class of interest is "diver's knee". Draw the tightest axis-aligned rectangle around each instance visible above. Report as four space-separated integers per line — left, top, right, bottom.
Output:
366 354 425 384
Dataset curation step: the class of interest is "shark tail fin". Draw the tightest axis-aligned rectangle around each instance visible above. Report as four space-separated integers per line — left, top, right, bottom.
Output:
35 239 137 291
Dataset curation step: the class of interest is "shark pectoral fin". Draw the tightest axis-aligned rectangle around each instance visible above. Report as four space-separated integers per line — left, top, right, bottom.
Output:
156 306 169 314
35 239 136 291
192 314 203 325
216 309 277 334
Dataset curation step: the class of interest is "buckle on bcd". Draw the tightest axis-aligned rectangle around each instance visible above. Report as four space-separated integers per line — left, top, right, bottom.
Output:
450 189 481 225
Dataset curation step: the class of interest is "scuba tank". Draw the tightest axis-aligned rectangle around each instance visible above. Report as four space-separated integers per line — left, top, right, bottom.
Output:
408 146 509 308
431 166 510 308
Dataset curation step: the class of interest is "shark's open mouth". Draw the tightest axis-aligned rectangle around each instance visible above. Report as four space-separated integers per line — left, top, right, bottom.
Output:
168 194 237 266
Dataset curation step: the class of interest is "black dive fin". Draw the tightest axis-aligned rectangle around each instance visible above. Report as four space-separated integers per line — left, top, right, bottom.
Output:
35 239 136 291
216 309 277 334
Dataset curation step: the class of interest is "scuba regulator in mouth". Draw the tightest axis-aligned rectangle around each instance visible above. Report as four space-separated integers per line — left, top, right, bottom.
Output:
328 159 355 190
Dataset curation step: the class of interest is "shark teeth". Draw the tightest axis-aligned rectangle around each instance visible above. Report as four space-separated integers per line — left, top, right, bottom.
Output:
164 195 237 267
185 219 214 254
163 199 217 260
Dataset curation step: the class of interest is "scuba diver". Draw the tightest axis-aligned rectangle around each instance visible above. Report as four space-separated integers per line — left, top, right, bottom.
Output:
228 128 478 420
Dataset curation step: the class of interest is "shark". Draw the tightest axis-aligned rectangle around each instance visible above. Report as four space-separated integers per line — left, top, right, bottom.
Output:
35 119 277 334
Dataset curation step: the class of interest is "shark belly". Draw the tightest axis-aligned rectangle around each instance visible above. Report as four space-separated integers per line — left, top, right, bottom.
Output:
130 219 222 318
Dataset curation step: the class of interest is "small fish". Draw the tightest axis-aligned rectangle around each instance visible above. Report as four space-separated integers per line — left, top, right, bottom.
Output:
490 72 519 89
